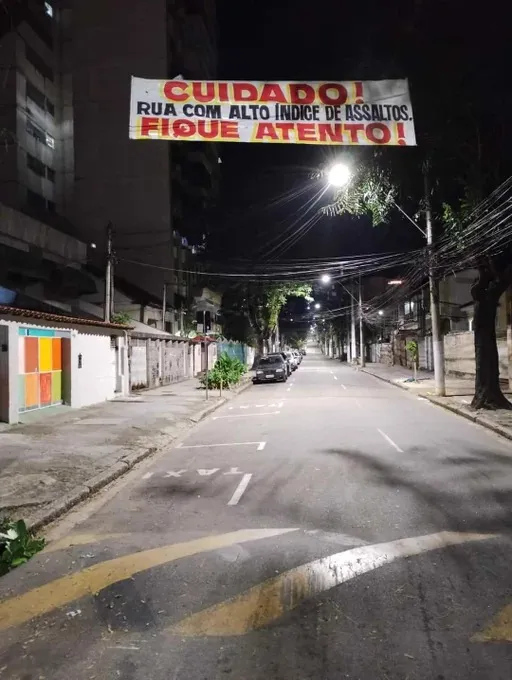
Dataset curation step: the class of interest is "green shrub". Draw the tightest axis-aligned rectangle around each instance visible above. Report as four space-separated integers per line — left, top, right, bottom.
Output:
199 352 246 390
0 518 45 576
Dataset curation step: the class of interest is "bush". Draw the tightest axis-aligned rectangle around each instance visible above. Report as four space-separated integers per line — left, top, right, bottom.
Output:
0 518 45 576
199 352 246 390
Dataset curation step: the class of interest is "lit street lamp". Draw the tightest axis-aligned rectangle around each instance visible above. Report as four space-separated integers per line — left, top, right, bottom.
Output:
321 274 331 284
327 163 351 187
314 303 321 310
378 310 384 316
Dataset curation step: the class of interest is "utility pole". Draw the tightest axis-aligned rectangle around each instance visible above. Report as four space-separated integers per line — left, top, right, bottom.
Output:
162 283 167 331
424 166 446 396
104 222 113 322
350 281 357 363
359 275 366 367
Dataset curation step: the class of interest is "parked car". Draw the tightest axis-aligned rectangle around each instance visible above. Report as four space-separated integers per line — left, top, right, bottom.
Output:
253 355 288 383
268 352 292 376
300 348 307 356
285 351 298 371
293 350 302 365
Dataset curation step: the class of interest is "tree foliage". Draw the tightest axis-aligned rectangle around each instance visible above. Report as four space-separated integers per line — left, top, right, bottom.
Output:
321 158 398 227
223 281 312 352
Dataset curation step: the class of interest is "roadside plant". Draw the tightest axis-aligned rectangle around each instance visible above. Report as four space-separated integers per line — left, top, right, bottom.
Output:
199 352 246 390
0 518 45 576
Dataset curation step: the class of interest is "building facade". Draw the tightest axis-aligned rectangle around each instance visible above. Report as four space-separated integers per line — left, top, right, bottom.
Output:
0 0 218 322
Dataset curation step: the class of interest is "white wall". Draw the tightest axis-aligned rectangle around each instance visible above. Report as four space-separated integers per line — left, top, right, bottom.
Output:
444 331 508 379
71 331 118 408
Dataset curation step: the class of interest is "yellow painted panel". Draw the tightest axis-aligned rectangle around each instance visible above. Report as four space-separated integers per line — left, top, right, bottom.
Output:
39 337 53 372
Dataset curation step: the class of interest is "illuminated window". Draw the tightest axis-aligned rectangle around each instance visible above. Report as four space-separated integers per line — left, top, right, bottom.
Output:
44 2 53 18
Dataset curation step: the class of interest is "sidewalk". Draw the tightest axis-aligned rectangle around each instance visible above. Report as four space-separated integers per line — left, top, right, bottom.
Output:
0 376 251 530
360 362 512 443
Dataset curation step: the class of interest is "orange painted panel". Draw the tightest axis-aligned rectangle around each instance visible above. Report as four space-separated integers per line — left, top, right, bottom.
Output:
52 338 62 370
24 337 38 373
25 373 39 408
40 373 51 406
39 338 52 372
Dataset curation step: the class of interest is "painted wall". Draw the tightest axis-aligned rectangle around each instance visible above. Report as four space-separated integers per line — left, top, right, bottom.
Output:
0 318 128 422
70 331 118 408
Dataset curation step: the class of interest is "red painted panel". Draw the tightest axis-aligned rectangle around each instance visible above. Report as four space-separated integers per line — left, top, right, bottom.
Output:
39 373 51 406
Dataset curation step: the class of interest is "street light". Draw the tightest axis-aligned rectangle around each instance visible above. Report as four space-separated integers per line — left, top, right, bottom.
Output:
314 303 321 310
327 163 351 187
321 274 331 284
378 310 384 316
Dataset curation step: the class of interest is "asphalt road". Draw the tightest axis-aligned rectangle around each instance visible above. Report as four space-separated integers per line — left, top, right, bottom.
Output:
1 350 512 679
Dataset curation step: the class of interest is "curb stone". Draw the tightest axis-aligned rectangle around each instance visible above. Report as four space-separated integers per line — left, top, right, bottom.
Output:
27 378 253 533
360 367 512 444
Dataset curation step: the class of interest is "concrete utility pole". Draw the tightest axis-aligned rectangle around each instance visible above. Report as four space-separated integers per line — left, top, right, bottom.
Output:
359 276 366 367
350 281 357 362
104 222 113 322
424 166 446 396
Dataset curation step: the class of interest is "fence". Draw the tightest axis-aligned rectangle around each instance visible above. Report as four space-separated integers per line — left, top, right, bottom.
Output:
217 341 255 368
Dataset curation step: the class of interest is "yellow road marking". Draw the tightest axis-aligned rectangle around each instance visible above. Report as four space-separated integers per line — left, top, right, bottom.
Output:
168 531 496 637
44 533 127 554
0 528 296 632
471 603 512 643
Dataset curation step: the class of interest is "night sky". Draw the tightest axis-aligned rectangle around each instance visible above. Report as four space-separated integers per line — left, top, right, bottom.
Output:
215 0 508 263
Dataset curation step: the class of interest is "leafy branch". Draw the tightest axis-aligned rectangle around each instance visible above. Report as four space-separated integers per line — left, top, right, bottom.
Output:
322 162 398 226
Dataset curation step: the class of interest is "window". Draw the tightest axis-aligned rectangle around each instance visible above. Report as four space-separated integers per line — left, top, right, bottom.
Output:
45 133 55 149
46 167 55 182
26 81 45 110
27 188 46 211
44 2 53 17
26 81 55 116
27 153 45 177
25 44 53 81
404 300 416 317
26 119 46 144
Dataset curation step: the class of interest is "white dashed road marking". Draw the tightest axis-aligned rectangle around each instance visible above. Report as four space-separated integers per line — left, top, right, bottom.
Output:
377 429 404 453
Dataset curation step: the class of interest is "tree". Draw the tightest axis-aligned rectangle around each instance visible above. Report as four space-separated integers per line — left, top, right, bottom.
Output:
443 188 512 410
239 281 312 354
283 328 309 350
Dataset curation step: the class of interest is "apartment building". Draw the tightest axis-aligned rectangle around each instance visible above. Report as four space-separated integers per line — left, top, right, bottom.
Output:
0 0 73 221
0 0 218 325
71 0 218 304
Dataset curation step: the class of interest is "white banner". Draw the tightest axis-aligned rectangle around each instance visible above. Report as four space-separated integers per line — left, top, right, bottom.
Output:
129 77 416 146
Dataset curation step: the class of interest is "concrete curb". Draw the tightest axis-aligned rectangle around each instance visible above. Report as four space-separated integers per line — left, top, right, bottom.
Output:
27 378 253 533
360 367 512 443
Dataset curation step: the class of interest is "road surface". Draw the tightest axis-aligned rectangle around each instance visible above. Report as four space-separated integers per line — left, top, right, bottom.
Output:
1 351 511 679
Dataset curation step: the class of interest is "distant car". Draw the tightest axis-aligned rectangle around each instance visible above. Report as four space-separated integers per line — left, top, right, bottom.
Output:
300 348 307 356
292 350 302 365
285 351 298 371
253 355 288 383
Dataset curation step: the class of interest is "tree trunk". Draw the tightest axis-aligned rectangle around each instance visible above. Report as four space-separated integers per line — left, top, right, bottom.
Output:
255 336 265 356
472 294 512 409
